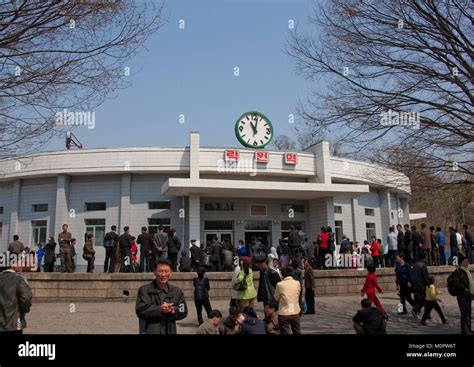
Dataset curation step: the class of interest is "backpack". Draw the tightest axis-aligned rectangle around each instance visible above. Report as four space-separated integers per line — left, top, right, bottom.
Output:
447 269 460 296
194 277 208 301
104 234 115 250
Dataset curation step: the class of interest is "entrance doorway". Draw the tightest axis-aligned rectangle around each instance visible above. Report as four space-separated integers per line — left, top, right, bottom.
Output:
205 231 233 246
244 220 271 248
204 220 234 246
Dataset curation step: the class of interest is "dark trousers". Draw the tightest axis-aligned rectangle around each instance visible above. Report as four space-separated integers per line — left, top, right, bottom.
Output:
278 314 301 335
104 249 115 273
373 256 379 268
399 283 415 313
305 288 315 314
319 248 329 269
457 297 472 334
421 300 446 323
140 251 152 272
413 288 426 314
169 252 178 272
439 246 446 265
387 250 397 267
44 262 55 272
85 256 95 273
195 299 212 325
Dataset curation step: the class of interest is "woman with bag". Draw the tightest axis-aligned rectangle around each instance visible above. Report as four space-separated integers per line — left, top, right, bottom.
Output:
234 259 257 310
83 233 95 273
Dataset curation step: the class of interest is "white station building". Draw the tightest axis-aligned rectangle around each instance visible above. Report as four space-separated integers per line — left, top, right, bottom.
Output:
0 132 410 269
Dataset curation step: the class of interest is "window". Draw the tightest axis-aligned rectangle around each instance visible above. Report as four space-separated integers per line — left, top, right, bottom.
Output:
245 221 271 231
0 206 3 214
204 202 234 211
31 220 47 246
365 208 375 216
250 204 267 217
281 204 305 213
85 202 106 211
148 201 171 210
85 219 106 247
334 206 342 214
335 220 343 246
148 218 171 235
32 204 48 212
366 223 376 241
204 221 233 231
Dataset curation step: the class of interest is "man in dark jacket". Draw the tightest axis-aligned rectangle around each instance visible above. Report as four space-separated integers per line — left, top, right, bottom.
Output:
103 225 119 273
43 237 56 272
396 224 405 259
239 307 266 335
153 226 168 260
209 237 222 272
137 226 153 272
255 254 281 306
448 227 458 265
411 252 430 317
404 224 414 266
167 229 181 271
178 251 192 272
219 306 241 334
463 224 473 264
0 257 32 334
353 298 387 335
119 226 133 273
452 255 473 334
135 259 187 334
411 225 422 266
395 254 415 314
190 240 203 271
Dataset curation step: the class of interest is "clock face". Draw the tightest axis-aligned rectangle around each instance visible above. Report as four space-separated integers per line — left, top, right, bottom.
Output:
235 111 273 149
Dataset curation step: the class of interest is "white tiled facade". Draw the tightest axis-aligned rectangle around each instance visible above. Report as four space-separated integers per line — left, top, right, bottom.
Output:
0 132 410 270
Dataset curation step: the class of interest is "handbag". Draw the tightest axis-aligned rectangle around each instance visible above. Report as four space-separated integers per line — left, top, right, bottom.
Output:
233 273 248 291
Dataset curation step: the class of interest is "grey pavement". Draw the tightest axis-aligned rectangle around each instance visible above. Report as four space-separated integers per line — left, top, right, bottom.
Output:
24 290 465 334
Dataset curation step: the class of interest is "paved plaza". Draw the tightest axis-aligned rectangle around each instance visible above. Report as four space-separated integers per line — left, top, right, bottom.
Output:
25 291 464 334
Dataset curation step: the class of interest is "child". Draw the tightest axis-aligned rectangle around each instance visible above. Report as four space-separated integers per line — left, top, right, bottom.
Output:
421 276 447 325
193 267 212 325
361 264 386 318
131 236 138 272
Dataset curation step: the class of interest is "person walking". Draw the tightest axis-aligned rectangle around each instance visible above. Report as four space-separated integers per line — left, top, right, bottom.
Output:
420 276 447 325
412 252 430 318
361 264 386 317
255 254 281 307
451 255 473 334
193 267 212 325
395 254 415 314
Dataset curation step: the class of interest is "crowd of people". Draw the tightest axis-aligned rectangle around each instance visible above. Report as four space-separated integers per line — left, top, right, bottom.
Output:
1 223 472 335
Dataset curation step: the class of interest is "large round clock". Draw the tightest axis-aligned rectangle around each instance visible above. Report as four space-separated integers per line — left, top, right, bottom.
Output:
235 111 273 149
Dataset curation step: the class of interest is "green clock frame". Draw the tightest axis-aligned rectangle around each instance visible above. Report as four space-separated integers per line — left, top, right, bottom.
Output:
234 111 274 149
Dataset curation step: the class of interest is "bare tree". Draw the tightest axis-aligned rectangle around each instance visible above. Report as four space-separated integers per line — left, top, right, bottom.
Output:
0 0 163 157
287 0 473 189
271 134 297 150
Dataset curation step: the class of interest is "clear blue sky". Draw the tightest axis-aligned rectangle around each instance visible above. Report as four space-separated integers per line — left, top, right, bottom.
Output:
44 0 314 151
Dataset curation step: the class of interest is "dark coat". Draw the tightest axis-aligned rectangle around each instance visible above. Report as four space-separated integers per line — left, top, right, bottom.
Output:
395 263 413 286
137 233 153 253
412 261 429 292
167 236 181 255
0 270 32 331
44 241 56 264
135 281 187 334
257 268 281 304
452 268 472 299
353 307 386 334
190 245 203 264
239 316 266 335
179 256 192 272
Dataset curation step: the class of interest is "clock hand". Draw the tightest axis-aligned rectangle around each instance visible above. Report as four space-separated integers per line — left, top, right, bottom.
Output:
250 121 257 135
